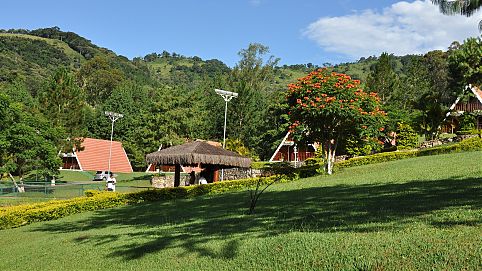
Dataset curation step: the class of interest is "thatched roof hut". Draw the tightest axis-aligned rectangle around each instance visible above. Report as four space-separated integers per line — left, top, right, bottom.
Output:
146 141 252 187
146 141 251 168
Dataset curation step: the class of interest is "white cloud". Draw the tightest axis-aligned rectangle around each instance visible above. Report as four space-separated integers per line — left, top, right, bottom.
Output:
304 0 481 59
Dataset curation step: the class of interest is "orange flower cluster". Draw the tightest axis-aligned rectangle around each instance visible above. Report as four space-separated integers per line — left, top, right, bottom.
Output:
325 96 336 103
288 120 301 132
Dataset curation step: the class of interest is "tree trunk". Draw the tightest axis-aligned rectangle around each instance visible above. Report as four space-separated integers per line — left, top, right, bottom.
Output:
9 173 25 193
324 139 337 175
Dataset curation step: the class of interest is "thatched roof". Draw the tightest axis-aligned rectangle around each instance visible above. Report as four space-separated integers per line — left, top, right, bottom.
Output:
146 141 252 168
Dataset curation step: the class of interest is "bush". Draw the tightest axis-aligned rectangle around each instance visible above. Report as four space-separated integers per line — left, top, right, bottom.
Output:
0 192 129 229
396 122 419 150
345 137 374 156
251 161 273 169
335 137 482 170
84 189 102 197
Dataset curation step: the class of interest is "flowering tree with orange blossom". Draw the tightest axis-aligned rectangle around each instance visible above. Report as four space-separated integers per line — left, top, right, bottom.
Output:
286 68 387 174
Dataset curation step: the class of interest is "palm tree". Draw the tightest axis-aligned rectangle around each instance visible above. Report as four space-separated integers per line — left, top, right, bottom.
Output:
431 0 482 31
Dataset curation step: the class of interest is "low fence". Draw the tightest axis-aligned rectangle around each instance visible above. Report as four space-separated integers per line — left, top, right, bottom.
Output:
0 182 150 200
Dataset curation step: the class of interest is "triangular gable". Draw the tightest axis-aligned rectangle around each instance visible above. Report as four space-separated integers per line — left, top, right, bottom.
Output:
269 132 292 162
269 132 318 162
445 84 482 118
76 138 133 173
471 84 482 104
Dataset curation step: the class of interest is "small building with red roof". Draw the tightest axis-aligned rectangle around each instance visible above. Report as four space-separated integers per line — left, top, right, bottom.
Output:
61 137 133 173
443 85 482 133
269 132 317 163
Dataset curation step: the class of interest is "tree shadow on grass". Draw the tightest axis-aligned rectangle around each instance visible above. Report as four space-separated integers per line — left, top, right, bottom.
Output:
32 176 481 261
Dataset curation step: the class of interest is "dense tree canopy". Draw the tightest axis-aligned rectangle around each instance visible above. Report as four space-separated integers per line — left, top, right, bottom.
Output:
286 69 386 174
448 36 482 88
0 93 62 180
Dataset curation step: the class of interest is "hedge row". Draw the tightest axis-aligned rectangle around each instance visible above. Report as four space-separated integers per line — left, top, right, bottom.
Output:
0 175 288 230
0 192 129 229
335 137 482 170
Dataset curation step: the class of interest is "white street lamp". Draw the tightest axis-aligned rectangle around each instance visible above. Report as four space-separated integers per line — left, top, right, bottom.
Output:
105 111 123 175
215 89 238 181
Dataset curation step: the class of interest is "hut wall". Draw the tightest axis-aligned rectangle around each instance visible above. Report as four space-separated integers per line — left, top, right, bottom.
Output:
62 156 80 170
454 97 482 112
272 145 315 162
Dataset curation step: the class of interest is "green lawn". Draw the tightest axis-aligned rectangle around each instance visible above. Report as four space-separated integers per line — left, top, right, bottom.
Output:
0 151 481 270
57 170 153 183
0 171 153 206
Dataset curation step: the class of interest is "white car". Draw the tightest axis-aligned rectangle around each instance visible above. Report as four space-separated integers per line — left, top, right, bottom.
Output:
93 170 113 181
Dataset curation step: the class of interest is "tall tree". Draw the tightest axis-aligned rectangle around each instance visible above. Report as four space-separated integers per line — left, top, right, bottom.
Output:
77 56 125 106
38 68 87 151
414 50 454 139
286 69 386 174
367 53 399 104
398 56 430 111
226 43 280 156
0 93 62 182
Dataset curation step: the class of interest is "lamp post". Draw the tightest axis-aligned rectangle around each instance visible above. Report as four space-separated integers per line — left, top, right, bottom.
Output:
215 89 238 180
105 111 123 175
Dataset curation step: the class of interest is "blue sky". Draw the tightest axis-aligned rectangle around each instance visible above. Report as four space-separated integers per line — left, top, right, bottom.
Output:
1 0 480 66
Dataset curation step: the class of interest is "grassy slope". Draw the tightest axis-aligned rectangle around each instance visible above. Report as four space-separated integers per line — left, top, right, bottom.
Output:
146 58 195 78
0 33 84 62
0 151 481 270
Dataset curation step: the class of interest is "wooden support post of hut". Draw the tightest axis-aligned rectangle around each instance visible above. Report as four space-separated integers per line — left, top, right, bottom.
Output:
174 164 181 187
213 166 219 182
146 141 251 187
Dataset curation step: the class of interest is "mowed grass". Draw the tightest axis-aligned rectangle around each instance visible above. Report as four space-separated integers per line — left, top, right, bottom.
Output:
58 170 153 183
0 172 153 206
0 151 481 270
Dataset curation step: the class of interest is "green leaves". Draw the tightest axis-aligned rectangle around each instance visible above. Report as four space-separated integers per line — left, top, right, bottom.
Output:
0 93 61 179
367 52 399 104
449 36 482 88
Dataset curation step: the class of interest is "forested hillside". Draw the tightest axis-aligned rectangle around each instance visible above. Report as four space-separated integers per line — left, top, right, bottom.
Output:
0 27 480 177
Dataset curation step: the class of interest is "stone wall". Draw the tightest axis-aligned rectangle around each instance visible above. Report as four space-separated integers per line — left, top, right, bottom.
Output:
221 168 265 180
150 174 190 188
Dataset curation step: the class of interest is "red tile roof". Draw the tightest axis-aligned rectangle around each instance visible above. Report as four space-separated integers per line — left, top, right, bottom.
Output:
76 138 133 173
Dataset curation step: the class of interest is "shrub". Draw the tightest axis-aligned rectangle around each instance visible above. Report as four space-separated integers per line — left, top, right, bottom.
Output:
251 161 273 169
396 122 419 150
84 189 102 197
335 137 482 170
345 137 374 156
0 192 129 229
